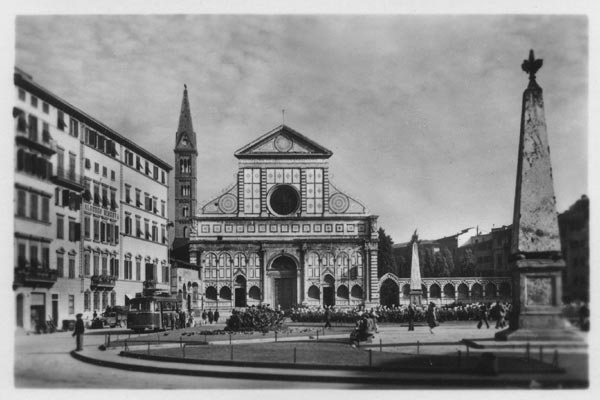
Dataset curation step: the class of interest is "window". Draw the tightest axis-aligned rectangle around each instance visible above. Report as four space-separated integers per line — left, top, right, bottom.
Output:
41 247 49 269
85 158 91 169
111 170 115 181
145 161 150 175
94 162 99 174
93 183 100 205
41 197 49 222
135 189 141 207
100 221 106 242
162 265 169 283
17 190 26 217
56 215 64 238
84 291 90 311
57 110 66 131
125 150 134 166
68 258 75 279
68 295 75 315
68 219 80 242
144 219 150 240
136 218 141 238
101 256 107 275
161 201 165 217
179 157 191 174
29 193 38 220
181 185 190 197
93 254 99 275
93 292 99 312
161 225 166 244
102 187 108 208
56 255 64 278
18 88 26 101
124 259 132 280
93 218 99 241
106 222 112 243
42 122 50 142
161 170 165 184
125 214 132 235
68 153 76 180
69 119 79 138
42 102 49 113
110 190 117 210
28 115 38 141
31 95 38 107
152 225 158 242
125 185 131 203
136 261 141 281
84 217 91 239
136 156 142 171
153 166 158 180
102 292 108 310
102 166 107 177
110 291 116 307
84 253 90 276
182 205 189 217
145 194 152 211
114 225 119 244
30 244 38 268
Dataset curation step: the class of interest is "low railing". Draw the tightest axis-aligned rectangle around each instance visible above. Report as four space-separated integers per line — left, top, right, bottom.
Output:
90 274 117 289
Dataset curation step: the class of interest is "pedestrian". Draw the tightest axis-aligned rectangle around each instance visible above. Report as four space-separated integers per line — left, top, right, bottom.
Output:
208 309 214 324
477 303 490 329
494 301 505 329
214 309 220 324
324 306 332 329
201 309 208 325
407 303 415 331
427 302 437 334
73 313 85 351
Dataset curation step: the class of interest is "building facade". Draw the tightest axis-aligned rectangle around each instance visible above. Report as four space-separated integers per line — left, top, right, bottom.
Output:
558 195 589 302
172 95 379 311
13 69 171 331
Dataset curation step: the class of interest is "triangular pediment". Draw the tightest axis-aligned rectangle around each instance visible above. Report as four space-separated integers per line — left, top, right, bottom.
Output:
175 132 195 150
234 125 332 159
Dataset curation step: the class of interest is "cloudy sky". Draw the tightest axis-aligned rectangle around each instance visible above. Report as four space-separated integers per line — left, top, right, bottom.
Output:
14 14 588 243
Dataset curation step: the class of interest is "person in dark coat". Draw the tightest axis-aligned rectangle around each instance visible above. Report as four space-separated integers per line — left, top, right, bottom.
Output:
477 303 490 329
201 309 208 325
407 304 416 331
73 313 85 351
214 310 220 324
208 309 214 324
494 301 505 329
427 302 437 334
324 306 332 329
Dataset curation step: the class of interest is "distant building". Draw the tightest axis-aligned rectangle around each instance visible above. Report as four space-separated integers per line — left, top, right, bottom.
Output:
13 68 171 332
558 195 589 302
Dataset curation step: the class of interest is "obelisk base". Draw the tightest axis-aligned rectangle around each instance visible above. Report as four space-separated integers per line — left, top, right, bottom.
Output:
495 257 573 341
409 289 423 306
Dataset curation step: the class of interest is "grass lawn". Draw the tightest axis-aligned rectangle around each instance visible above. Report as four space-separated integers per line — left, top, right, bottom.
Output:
129 341 563 374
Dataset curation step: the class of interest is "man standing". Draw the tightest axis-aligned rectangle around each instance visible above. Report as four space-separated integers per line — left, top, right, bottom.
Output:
73 313 85 351
214 309 220 324
324 306 332 329
201 309 208 325
407 304 415 331
208 309 214 324
477 303 490 329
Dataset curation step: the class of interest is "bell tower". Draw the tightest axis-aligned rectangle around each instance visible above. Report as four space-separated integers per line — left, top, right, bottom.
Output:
173 84 197 240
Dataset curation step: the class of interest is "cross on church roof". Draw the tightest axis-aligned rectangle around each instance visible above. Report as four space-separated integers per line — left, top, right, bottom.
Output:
521 49 543 85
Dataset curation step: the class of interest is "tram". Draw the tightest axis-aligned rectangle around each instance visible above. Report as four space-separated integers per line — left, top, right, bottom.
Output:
127 284 181 333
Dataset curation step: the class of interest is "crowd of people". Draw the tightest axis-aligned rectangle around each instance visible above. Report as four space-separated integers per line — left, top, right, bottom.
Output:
288 301 513 328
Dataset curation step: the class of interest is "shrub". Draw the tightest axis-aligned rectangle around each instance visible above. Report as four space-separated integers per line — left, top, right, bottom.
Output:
225 306 285 332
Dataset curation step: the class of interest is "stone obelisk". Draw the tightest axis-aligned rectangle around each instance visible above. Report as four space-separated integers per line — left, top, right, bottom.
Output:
409 230 423 305
497 50 566 340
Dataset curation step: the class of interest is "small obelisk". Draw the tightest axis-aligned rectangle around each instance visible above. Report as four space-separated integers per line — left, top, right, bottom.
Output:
409 230 423 305
498 50 566 339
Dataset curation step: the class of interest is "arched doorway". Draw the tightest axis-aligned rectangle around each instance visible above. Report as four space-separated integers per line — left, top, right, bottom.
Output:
323 274 335 307
234 275 247 307
380 279 399 307
269 255 297 309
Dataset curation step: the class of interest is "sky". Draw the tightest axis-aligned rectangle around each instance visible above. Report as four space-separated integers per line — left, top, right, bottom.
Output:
13 14 588 243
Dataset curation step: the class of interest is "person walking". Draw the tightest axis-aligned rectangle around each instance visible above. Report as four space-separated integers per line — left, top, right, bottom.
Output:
324 306 332 329
494 301 505 329
72 313 85 351
214 309 220 324
427 302 437 334
407 303 415 331
208 309 214 324
477 303 490 329
201 309 208 325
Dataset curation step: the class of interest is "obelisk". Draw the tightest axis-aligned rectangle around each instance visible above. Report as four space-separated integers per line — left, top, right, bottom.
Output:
497 50 566 339
409 230 423 305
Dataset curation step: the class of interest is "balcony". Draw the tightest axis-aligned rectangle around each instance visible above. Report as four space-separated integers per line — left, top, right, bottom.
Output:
13 266 58 289
15 131 57 156
51 167 86 192
90 274 117 290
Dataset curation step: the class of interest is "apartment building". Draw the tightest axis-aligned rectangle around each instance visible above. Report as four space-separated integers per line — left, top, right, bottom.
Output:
13 68 171 331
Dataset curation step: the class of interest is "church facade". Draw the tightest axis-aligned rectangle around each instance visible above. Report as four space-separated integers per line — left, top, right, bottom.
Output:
173 88 379 310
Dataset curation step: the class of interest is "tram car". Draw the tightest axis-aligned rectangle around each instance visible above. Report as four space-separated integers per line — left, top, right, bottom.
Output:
127 285 181 333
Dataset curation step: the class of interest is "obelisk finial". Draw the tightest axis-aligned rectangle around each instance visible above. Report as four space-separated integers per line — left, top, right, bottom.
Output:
521 49 543 86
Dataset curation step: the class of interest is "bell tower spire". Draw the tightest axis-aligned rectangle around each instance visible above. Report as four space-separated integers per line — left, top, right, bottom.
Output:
173 84 198 245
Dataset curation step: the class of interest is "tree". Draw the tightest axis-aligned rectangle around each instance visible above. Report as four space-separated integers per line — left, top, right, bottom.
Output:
434 251 450 277
377 227 397 278
442 247 455 276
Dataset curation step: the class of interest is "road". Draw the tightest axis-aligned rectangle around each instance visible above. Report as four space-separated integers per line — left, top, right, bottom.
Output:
13 329 377 389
